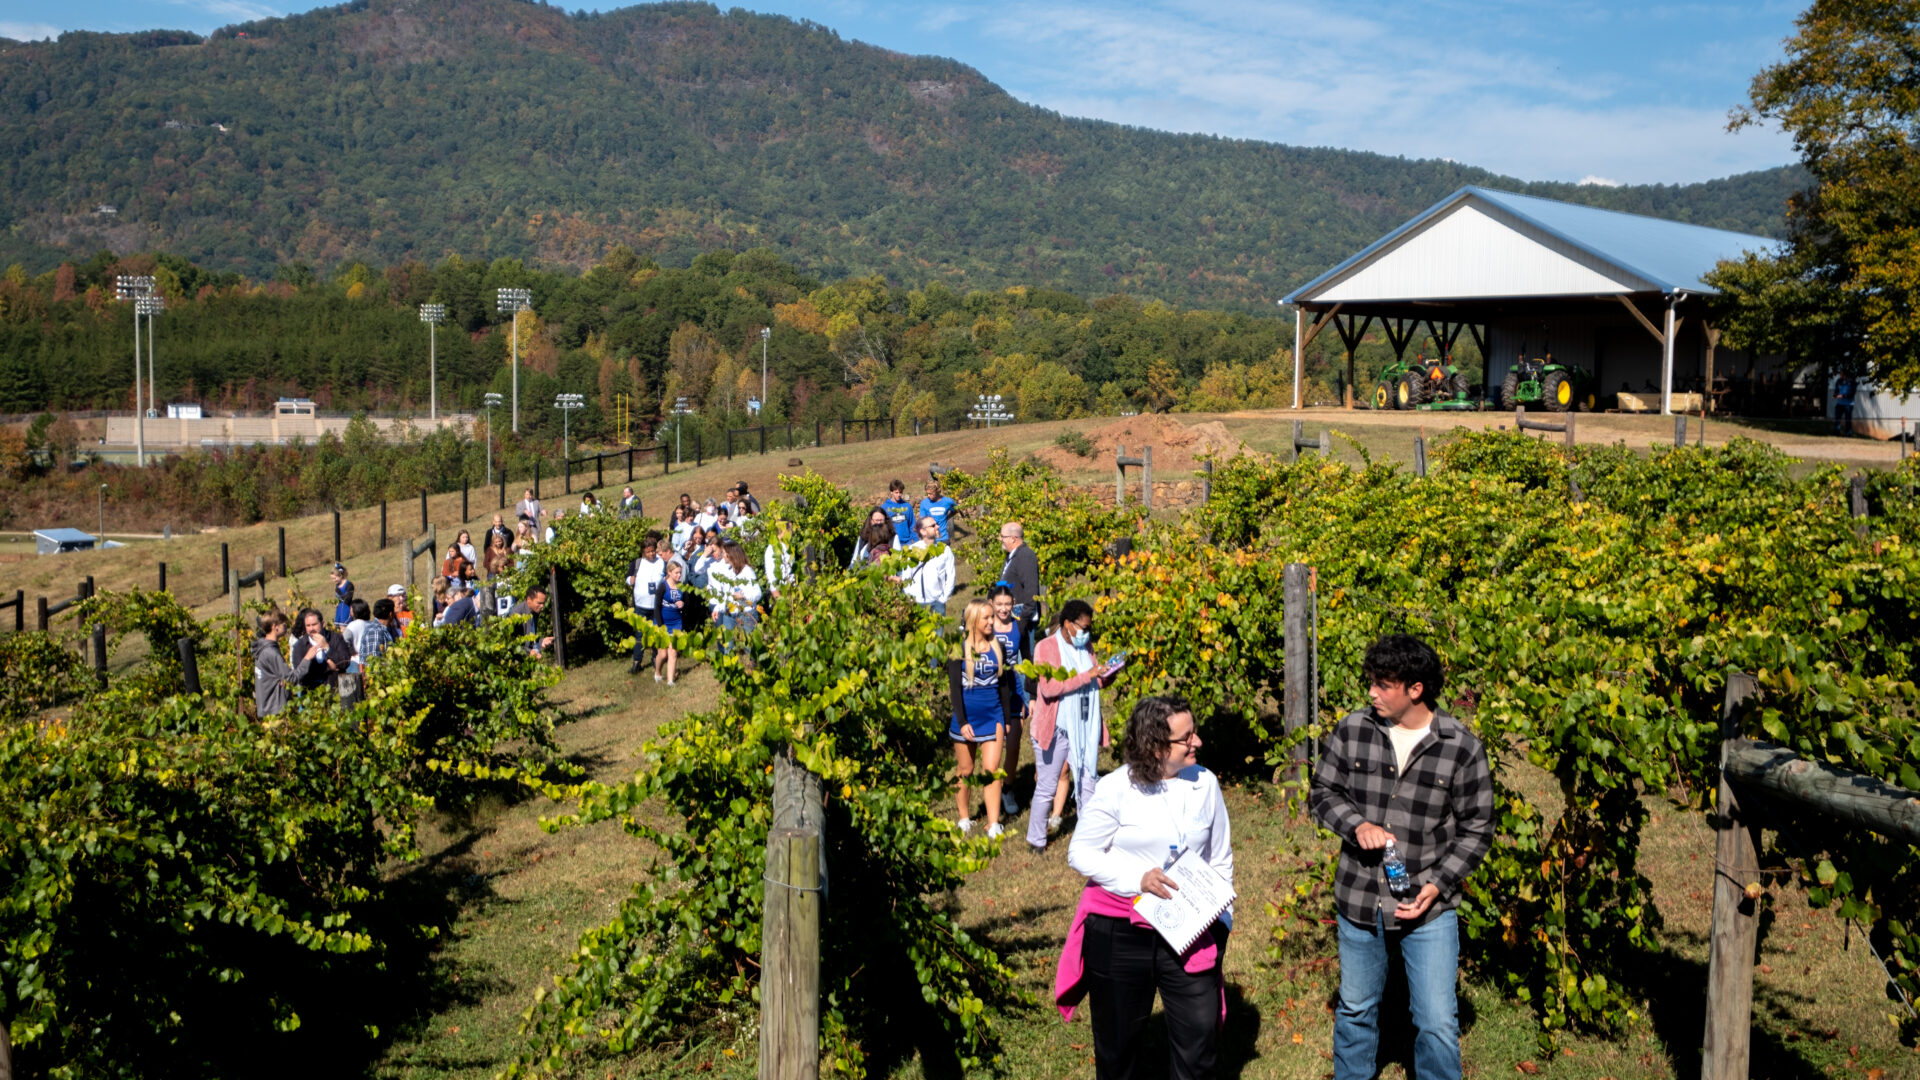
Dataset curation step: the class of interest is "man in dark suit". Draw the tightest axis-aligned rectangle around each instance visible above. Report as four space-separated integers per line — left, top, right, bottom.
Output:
998 521 1040 658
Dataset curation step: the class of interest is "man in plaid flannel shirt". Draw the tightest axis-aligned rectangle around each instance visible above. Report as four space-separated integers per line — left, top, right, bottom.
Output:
1310 635 1494 1080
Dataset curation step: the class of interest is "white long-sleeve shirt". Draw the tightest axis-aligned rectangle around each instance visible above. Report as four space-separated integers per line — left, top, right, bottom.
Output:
899 542 954 605
764 542 796 589
628 555 667 611
708 561 762 614
1068 764 1235 928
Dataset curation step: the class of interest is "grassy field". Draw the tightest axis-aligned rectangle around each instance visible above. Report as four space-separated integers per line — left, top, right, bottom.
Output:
7 411 1917 1078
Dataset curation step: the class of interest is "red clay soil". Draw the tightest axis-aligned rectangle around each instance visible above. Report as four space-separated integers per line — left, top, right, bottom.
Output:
1032 414 1250 475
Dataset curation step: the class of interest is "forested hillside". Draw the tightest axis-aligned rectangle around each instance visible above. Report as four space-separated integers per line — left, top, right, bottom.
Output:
0 0 1800 310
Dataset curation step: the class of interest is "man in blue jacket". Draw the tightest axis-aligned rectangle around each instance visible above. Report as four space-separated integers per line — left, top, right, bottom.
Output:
881 479 917 546
919 479 958 544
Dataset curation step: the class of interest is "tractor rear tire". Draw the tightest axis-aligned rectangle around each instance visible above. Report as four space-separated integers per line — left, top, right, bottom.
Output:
1445 370 1470 398
1500 372 1520 409
1542 370 1573 412
1374 382 1392 410
1397 373 1421 409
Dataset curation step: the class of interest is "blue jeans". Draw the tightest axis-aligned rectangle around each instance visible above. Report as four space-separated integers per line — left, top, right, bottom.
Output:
1334 909 1460 1080
922 600 947 616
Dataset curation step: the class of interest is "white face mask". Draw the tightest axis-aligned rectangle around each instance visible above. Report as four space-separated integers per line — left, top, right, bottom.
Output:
1069 628 1090 649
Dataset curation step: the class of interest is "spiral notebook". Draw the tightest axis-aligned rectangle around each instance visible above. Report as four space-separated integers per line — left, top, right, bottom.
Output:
1132 849 1235 952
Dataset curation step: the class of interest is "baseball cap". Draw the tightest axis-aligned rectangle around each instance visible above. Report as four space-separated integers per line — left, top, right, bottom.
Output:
387 584 406 596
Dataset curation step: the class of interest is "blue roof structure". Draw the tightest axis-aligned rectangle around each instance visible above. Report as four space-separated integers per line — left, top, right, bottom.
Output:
1283 185 1783 304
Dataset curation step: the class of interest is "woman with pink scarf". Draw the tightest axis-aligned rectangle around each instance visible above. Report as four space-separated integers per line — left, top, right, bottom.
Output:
1058 695 1233 1080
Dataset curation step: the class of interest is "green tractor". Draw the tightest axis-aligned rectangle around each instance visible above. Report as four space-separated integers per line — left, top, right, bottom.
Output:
1500 352 1595 412
1374 353 1471 410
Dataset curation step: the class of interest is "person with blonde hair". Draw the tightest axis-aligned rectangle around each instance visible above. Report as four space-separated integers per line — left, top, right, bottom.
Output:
947 598 1017 838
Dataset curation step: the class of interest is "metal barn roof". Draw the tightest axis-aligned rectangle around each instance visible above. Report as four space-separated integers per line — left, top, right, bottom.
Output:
1283 186 1782 306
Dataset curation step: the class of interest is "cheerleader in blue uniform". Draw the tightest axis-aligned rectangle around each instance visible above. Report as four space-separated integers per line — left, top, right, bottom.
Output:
949 598 1016 839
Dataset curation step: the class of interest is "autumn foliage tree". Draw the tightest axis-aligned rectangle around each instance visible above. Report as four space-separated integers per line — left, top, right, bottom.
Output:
1709 0 1920 390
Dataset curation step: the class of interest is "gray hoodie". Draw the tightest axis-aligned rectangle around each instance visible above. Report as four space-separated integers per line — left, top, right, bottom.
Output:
253 634 314 717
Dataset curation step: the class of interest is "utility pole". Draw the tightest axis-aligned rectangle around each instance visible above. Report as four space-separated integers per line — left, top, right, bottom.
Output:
760 325 771 418
554 393 585 459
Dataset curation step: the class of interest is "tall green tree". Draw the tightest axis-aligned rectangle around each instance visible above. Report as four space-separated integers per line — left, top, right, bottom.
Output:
1710 0 1920 390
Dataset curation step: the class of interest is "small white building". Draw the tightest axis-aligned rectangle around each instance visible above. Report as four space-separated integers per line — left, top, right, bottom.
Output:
1284 186 1785 416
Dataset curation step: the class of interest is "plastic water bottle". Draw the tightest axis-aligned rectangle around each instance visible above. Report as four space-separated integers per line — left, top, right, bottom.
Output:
1382 838 1414 899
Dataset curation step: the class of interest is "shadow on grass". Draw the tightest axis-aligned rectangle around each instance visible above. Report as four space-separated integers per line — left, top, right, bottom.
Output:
1613 928 1832 1080
197 827 507 1078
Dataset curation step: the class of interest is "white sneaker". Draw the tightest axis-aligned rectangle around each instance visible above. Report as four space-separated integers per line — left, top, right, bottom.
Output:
1047 815 1063 834
654 674 663 683
986 822 1004 839
957 818 973 834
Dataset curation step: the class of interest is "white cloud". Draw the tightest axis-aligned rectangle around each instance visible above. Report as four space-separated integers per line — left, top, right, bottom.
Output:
159 0 287 24
922 0 1796 184
0 21 61 40
1579 175 1624 187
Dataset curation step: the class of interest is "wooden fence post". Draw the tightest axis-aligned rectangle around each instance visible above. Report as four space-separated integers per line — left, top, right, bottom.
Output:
254 557 267 603
38 596 49 632
596 453 604 491
1202 459 1213 503
220 542 230 594
1414 433 1428 477
420 489 428 532
277 526 287 578
177 637 201 694
157 562 167 593
228 570 241 619
1142 446 1153 508
534 459 542 499
380 501 388 549
462 480 470 523
762 755 824 1080
1282 563 1314 782
499 468 507 510
333 510 342 563
1115 443 1128 506
1703 672 1762 1080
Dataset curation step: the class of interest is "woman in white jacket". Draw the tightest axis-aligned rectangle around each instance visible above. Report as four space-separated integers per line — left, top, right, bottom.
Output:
708 538 763 634
895 516 955 614
626 534 668 676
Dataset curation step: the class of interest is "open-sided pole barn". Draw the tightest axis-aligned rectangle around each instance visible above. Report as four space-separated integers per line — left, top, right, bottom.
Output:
1284 187 1782 415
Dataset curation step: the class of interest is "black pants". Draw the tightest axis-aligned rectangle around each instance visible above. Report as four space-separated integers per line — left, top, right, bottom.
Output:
630 604 662 661
1083 915 1219 1080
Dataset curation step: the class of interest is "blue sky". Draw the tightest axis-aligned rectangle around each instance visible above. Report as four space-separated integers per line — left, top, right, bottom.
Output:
1 0 1803 185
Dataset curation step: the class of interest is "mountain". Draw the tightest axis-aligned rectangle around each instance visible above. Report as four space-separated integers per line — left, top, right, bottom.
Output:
0 0 1804 309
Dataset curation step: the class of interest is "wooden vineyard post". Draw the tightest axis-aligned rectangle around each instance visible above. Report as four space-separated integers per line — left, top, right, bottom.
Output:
380 501 388 549
220 542 230 594
1142 446 1153 508
333 510 342 564
177 637 201 694
1282 563 1314 782
1703 672 1761 1080
762 755 824 1080
1414 431 1428 477
278 527 287 578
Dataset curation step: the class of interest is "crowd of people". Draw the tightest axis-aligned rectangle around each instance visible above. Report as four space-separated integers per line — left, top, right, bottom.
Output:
249 469 1497 1080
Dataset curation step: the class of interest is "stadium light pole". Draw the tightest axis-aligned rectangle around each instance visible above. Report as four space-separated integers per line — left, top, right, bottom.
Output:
137 294 165 420
420 303 447 421
759 325 771 417
496 287 532 434
554 392 585 460
967 393 1014 430
482 392 503 479
115 275 155 466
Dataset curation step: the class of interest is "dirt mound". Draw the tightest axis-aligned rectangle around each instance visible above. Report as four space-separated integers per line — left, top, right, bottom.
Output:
1035 414 1250 476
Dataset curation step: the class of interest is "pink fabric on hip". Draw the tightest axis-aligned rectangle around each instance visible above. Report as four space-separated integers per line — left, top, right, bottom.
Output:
1053 883 1225 1026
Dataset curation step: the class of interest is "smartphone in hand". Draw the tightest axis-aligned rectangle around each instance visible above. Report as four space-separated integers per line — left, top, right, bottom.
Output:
1102 650 1129 675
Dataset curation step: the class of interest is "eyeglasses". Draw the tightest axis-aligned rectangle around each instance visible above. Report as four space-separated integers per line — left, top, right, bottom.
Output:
1169 729 1200 746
